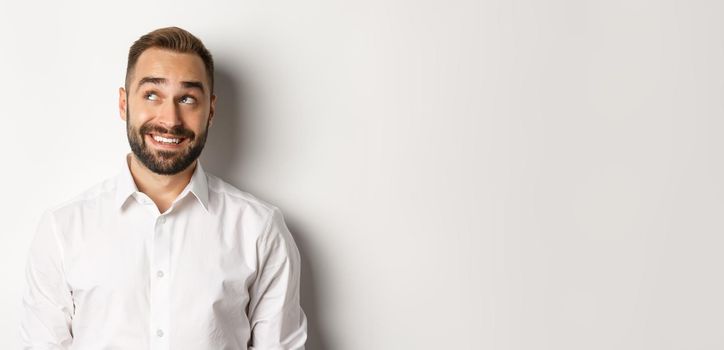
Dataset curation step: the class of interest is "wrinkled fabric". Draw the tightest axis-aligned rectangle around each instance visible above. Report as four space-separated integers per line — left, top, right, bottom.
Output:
21 153 307 349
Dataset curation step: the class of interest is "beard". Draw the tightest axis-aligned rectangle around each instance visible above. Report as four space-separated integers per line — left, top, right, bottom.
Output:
126 106 209 175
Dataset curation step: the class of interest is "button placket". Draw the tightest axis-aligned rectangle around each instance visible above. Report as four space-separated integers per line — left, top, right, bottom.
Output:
150 215 171 349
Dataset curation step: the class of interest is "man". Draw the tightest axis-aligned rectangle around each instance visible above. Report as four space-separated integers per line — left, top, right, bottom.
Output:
20 27 307 349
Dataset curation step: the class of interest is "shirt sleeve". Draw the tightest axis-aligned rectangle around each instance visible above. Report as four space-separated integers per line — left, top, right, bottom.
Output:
248 208 307 350
20 209 74 349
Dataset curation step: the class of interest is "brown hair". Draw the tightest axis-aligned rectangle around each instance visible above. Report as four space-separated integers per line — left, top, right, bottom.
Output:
125 27 214 93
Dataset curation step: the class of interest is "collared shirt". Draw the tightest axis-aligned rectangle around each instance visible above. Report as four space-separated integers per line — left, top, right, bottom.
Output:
20 154 307 349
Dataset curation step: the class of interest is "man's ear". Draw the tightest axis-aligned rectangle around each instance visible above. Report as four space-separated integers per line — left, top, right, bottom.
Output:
119 87 127 122
208 94 217 127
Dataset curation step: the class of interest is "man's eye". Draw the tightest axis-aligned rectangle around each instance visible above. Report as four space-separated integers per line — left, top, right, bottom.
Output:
144 92 159 101
180 96 197 104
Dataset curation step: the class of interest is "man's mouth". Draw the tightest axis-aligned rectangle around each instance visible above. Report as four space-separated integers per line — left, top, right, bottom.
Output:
146 133 188 148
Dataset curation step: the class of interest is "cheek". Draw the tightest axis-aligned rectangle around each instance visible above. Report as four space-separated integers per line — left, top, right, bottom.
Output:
181 109 210 130
128 107 155 128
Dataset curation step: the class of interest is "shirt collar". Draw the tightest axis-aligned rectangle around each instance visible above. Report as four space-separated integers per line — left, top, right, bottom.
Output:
115 153 210 213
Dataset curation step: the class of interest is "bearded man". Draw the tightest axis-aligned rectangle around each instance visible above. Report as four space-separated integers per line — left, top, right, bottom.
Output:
20 27 307 350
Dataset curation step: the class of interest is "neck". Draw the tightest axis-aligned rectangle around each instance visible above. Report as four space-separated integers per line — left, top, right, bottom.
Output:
126 153 196 212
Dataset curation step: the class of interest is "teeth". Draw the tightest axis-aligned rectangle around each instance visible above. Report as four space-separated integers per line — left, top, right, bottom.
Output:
152 135 180 144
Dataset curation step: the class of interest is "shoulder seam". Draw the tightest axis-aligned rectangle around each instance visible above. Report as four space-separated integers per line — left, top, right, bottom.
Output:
206 174 277 211
48 181 118 212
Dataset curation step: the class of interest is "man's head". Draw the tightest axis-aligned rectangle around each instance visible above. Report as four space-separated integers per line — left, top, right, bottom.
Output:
119 27 216 175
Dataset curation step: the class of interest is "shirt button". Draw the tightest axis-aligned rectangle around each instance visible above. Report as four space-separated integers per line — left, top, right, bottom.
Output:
158 217 165 224
156 329 164 337
156 270 164 278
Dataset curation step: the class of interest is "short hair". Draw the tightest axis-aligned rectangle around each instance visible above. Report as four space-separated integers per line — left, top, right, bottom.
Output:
125 26 214 94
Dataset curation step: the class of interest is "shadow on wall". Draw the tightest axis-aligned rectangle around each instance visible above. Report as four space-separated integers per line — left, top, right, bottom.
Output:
201 64 328 350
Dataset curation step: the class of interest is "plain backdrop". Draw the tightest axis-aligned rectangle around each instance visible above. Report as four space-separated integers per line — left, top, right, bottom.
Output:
1 0 723 349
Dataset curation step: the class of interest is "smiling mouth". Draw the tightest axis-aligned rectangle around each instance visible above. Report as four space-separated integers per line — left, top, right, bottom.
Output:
146 133 188 147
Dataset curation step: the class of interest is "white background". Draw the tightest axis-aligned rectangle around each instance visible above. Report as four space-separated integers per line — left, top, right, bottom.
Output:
1 0 723 349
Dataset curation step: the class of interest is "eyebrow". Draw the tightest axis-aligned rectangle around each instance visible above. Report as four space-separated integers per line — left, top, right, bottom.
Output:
136 76 206 94
181 81 205 93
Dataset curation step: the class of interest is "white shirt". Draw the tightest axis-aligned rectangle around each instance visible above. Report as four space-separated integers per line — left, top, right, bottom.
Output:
20 154 307 349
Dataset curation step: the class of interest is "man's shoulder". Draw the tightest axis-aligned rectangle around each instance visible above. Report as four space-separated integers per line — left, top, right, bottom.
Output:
44 175 118 217
205 172 280 216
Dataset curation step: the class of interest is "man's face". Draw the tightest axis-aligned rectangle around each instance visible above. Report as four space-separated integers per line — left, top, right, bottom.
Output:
119 47 216 175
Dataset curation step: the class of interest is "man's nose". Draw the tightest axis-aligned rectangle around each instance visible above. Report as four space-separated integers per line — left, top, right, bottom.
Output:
157 99 183 129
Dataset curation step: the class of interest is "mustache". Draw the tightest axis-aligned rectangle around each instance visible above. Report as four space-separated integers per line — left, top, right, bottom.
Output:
139 124 194 139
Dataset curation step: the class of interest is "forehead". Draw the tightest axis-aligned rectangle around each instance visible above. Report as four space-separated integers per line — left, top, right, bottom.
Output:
131 47 208 89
